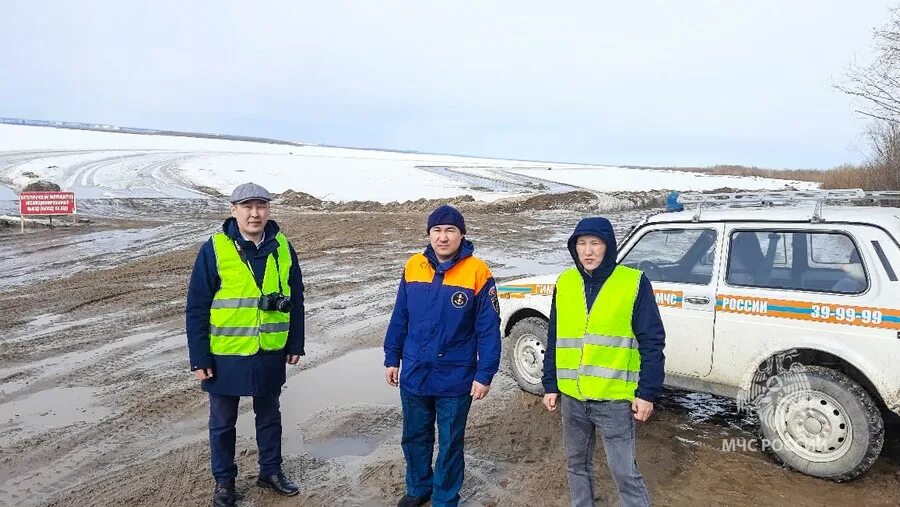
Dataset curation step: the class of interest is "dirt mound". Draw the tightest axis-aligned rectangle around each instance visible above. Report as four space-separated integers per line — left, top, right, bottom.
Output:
606 189 670 209
22 180 61 192
337 194 477 212
277 189 323 207
275 189 478 212
275 187 611 214
483 190 599 213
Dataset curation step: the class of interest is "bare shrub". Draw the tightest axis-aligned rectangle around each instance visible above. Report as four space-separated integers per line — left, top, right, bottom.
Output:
837 6 900 191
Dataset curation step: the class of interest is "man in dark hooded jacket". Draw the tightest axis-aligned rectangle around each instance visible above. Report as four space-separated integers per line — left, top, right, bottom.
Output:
186 182 305 507
541 217 665 507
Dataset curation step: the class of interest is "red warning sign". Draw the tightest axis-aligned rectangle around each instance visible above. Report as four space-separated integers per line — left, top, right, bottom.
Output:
19 191 77 216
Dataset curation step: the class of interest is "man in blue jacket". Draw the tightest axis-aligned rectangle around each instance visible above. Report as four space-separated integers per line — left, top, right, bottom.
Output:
541 217 665 507
384 205 501 507
186 182 305 507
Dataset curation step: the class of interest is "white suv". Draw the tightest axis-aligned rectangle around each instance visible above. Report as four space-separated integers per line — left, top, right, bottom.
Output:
498 190 900 481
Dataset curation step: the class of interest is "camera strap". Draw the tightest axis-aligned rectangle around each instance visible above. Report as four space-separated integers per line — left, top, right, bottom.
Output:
271 249 285 294
232 241 261 290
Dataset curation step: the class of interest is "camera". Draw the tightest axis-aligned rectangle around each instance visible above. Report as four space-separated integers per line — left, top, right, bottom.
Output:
258 293 292 313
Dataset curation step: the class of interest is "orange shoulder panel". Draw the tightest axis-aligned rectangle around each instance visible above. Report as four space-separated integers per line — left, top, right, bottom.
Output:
443 256 492 294
404 253 435 284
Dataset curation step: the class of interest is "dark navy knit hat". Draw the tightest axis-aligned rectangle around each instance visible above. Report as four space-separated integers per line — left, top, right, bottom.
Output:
426 205 466 235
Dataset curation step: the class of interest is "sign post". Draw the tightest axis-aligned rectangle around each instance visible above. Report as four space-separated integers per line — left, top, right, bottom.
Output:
19 191 77 232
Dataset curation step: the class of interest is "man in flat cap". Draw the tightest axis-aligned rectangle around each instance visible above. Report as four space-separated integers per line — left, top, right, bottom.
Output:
186 182 305 506
384 205 501 507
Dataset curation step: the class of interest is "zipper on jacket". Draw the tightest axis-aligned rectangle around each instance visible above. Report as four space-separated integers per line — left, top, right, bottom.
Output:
430 271 444 361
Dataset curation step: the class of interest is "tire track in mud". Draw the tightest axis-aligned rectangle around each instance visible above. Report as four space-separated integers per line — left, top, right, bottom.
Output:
0 221 218 291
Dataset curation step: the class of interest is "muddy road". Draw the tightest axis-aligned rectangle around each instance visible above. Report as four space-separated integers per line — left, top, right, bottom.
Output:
0 201 897 506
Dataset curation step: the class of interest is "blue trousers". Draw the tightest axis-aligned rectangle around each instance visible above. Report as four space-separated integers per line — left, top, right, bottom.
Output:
400 389 472 507
209 391 283 483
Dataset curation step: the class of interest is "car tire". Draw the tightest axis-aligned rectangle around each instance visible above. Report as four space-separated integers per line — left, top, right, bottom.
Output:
757 365 884 481
506 317 548 395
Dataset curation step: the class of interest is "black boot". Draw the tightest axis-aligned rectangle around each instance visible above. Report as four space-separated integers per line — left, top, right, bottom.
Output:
397 493 431 507
256 472 300 496
212 481 236 507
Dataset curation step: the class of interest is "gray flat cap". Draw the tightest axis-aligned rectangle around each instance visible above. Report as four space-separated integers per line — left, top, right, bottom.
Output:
229 182 272 203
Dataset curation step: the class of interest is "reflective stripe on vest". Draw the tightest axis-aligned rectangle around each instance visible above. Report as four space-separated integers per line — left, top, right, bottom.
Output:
555 265 642 401
209 232 292 356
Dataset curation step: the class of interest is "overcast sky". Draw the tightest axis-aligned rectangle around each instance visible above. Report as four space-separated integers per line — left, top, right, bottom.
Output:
1 1 896 168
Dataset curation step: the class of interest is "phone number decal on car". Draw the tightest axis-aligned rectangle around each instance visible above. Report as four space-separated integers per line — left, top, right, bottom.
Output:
716 294 900 329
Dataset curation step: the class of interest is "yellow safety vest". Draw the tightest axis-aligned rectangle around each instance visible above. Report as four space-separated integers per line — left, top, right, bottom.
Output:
209 232 292 355
555 265 642 401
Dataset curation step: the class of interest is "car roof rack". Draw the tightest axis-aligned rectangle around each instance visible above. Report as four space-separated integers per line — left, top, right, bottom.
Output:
673 189 900 223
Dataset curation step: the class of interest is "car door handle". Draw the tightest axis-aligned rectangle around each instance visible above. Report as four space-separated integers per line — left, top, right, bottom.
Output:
684 296 710 305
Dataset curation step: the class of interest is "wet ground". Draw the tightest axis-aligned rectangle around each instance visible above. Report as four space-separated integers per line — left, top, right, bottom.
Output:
0 200 897 506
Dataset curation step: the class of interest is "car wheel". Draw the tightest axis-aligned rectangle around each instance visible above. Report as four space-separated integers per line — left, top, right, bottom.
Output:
506 317 548 395
757 365 884 481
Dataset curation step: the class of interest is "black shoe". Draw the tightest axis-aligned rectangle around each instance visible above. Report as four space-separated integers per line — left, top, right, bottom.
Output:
397 494 431 507
256 472 300 496
212 481 236 507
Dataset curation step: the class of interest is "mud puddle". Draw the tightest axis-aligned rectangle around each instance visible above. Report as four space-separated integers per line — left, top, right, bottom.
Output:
237 347 399 457
658 388 758 431
0 387 110 444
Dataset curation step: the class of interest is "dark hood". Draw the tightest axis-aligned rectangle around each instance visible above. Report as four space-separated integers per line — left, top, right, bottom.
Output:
567 217 617 279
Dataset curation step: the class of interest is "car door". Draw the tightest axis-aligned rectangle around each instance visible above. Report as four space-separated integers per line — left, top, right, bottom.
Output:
710 224 884 387
619 222 723 377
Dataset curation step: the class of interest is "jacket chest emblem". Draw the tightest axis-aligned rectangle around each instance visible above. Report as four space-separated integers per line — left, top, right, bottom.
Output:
451 291 468 308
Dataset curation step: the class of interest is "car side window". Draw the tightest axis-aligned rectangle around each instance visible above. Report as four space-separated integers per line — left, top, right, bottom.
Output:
726 230 867 294
621 228 717 285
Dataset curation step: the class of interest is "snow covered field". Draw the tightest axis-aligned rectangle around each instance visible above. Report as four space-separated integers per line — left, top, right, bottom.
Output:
506 166 812 193
0 123 816 202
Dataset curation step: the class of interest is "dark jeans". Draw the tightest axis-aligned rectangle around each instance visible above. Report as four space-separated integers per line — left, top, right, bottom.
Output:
561 394 650 507
400 388 473 507
209 391 283 483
